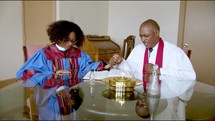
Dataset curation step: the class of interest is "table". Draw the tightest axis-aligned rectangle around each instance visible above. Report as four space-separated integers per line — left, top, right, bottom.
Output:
73 73 195 120
0 74 196 120
74 81 168 120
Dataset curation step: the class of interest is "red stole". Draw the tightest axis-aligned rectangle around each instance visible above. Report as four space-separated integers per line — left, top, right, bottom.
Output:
142 38 164 92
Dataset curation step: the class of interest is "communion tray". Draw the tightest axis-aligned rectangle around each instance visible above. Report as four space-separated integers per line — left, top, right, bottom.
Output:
103 76 142 92
109 77 136 87
102 89 138 101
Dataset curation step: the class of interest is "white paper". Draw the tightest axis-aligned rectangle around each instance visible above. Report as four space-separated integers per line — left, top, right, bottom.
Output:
83 70 109 80
83 69 135 81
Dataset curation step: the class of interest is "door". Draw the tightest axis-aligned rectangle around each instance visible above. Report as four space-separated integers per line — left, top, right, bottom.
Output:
180 1 215 86
22 1 56 118
23 1 56 45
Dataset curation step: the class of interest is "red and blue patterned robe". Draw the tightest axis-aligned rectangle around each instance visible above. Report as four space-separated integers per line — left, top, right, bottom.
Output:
16 44 106 120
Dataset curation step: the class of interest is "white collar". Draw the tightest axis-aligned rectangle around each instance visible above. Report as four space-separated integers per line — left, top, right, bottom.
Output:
147 42 159 52
55 44 66 51
152 42 159 51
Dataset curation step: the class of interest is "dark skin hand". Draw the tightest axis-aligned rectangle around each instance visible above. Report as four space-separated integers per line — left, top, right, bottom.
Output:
108 54 123 67
145 63 160 75
145 63 161 79
108 54 161 76
54 70 71 79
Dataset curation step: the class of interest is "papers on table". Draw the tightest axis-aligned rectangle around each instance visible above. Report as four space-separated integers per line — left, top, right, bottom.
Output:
83 70 109 80
83 69 135 81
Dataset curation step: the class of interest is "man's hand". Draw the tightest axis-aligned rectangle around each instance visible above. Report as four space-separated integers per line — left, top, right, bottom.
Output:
145 63 160 75
109 54 122 65
108 54 123 68
104 54 122 70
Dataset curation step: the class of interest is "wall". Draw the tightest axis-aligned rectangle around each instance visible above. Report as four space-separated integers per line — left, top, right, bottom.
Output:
0 1 181 80
57 1 180 49
0 1 23 80
108 1 180 48
57 1 109 35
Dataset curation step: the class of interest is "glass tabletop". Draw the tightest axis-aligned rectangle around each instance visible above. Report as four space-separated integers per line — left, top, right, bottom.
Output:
0 74 195 120
76 81 170 120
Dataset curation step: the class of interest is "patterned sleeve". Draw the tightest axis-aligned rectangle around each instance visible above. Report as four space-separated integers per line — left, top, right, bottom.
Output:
96 61 108 71
16 49 56 88
78 52 108 78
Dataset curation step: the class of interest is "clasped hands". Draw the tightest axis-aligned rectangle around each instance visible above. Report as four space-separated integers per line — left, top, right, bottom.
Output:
144 63 161 78
145 63 161 75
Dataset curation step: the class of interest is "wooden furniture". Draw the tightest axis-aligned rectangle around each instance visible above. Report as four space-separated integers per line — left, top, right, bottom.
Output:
23 45 46 61
183 48 191 59
80 35 121 62
122 35 135 59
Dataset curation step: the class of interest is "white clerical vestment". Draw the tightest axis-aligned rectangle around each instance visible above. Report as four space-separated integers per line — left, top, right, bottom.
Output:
119 41 196 81
117 40 196 120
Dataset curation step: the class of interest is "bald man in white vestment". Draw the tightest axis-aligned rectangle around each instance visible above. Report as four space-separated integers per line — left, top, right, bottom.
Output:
109 19 196 120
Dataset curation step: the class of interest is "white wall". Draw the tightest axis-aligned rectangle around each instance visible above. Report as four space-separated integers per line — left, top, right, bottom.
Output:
0 1 181 80
0 1 23 80
57 1 109 35
57 1 180 49
108 1 180 48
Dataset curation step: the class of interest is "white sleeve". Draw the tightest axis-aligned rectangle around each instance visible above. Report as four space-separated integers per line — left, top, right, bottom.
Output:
160 46 196 81
118 45 145 80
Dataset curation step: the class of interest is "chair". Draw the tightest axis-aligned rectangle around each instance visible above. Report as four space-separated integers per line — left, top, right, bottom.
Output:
23 45 46 120
183 48 191 59
122 35 135 59
23 45 46 61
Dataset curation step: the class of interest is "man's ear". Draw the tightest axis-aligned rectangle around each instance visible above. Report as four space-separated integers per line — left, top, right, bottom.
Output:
154 29 160 37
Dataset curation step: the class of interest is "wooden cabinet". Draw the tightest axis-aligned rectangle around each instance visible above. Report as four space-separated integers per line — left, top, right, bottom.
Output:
80 35 120 62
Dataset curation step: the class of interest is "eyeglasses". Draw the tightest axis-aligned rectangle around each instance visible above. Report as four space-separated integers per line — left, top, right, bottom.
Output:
64 38 78 45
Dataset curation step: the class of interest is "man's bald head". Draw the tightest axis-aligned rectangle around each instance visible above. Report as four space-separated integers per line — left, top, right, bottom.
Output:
140 19 160 32
139 19 160 48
